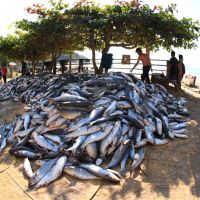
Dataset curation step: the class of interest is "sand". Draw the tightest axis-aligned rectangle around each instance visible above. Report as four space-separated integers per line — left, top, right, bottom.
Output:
0 85 200 200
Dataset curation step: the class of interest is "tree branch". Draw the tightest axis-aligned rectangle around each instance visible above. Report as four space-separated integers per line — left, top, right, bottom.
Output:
110 43 136 49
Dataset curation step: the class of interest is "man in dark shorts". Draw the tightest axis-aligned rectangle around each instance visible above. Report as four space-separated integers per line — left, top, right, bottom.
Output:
167 51 179 90
130 48 152 84
78 59 84 73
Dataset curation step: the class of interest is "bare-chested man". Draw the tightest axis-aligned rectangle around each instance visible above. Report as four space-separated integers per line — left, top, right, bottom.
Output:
130 48 152 84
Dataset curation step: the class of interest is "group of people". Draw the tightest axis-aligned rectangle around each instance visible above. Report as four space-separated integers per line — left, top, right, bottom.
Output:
0 64 7 83
0 61 31 84
167 51 185 90
0 50 185 89
130 48 185 90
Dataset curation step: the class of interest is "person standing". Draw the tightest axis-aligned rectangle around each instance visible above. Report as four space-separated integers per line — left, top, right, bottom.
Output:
78 59 84 73
178 54 185 89
167 51 179 90
21 61 27 76
26 64 31 76
1 64 7 83
130 48 152 84
100 53 113 73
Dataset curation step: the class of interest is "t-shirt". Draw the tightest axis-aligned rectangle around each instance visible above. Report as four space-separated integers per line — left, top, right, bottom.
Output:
1 67 7 76
169 57 179 77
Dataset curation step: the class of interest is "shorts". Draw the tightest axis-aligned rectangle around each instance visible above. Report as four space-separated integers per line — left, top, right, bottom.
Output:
168 75 178 84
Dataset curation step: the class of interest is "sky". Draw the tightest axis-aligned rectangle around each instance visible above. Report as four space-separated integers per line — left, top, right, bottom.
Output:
0 0 200 73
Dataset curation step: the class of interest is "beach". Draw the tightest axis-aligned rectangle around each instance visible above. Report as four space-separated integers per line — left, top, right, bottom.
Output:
0 84 199 200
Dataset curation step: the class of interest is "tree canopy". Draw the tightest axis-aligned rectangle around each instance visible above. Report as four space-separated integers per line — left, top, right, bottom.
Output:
0 0 199 74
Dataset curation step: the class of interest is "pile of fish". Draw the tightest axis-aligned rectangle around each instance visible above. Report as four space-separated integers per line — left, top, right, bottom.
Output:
0 72 190 189
0 73 78 102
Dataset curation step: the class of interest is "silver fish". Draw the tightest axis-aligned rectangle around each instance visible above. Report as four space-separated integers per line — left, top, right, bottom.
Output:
29 158 58 186
172 129 186 134
117 101 132 109
134 139 147 148
103 100 117 117
43 133 62 145
154 138 170 145
50 94 87 102
85 142 98 160
66 126 101 138
24 158 34 178
80 123 113 151
155 117 162 135
79 163 120 183
144 126 155 144
64 165 100 180
15 127 35 138
107 139 131 169
130 147 145 172
0 137 7 153
170 122 187 130
66 136 87 155
24 113 31 130
68 117 88 132
173 133 188 139
87 106 106 124
46 113 61 126
33 132 58 152
34 156 67 189
120 149 129 176
14 120 23 133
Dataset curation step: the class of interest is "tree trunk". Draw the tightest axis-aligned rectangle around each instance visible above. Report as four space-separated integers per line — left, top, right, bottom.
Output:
52 54 57 74
59 60 66 74
41 61 44 73
91 47 99 74
52 60 57 74
102 45 110 54
32 60 35 75
69 54 72 73
89 30 101 74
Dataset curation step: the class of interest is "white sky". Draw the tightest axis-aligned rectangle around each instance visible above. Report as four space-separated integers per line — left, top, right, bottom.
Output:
0 0 199 71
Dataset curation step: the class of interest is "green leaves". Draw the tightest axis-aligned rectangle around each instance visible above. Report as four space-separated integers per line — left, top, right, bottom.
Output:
0 0 199 67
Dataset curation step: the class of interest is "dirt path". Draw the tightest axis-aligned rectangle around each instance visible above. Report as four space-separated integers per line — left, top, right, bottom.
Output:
0 88 200 200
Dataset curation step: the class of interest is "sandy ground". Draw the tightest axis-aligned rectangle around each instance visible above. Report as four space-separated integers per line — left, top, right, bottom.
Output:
0 84 200 200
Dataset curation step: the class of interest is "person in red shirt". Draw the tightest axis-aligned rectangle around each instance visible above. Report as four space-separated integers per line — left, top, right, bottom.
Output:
1 65 7 83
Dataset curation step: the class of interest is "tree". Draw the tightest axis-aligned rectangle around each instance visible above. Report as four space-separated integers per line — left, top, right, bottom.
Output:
0 0 199 75
64 0 200 73
24 0 84 74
